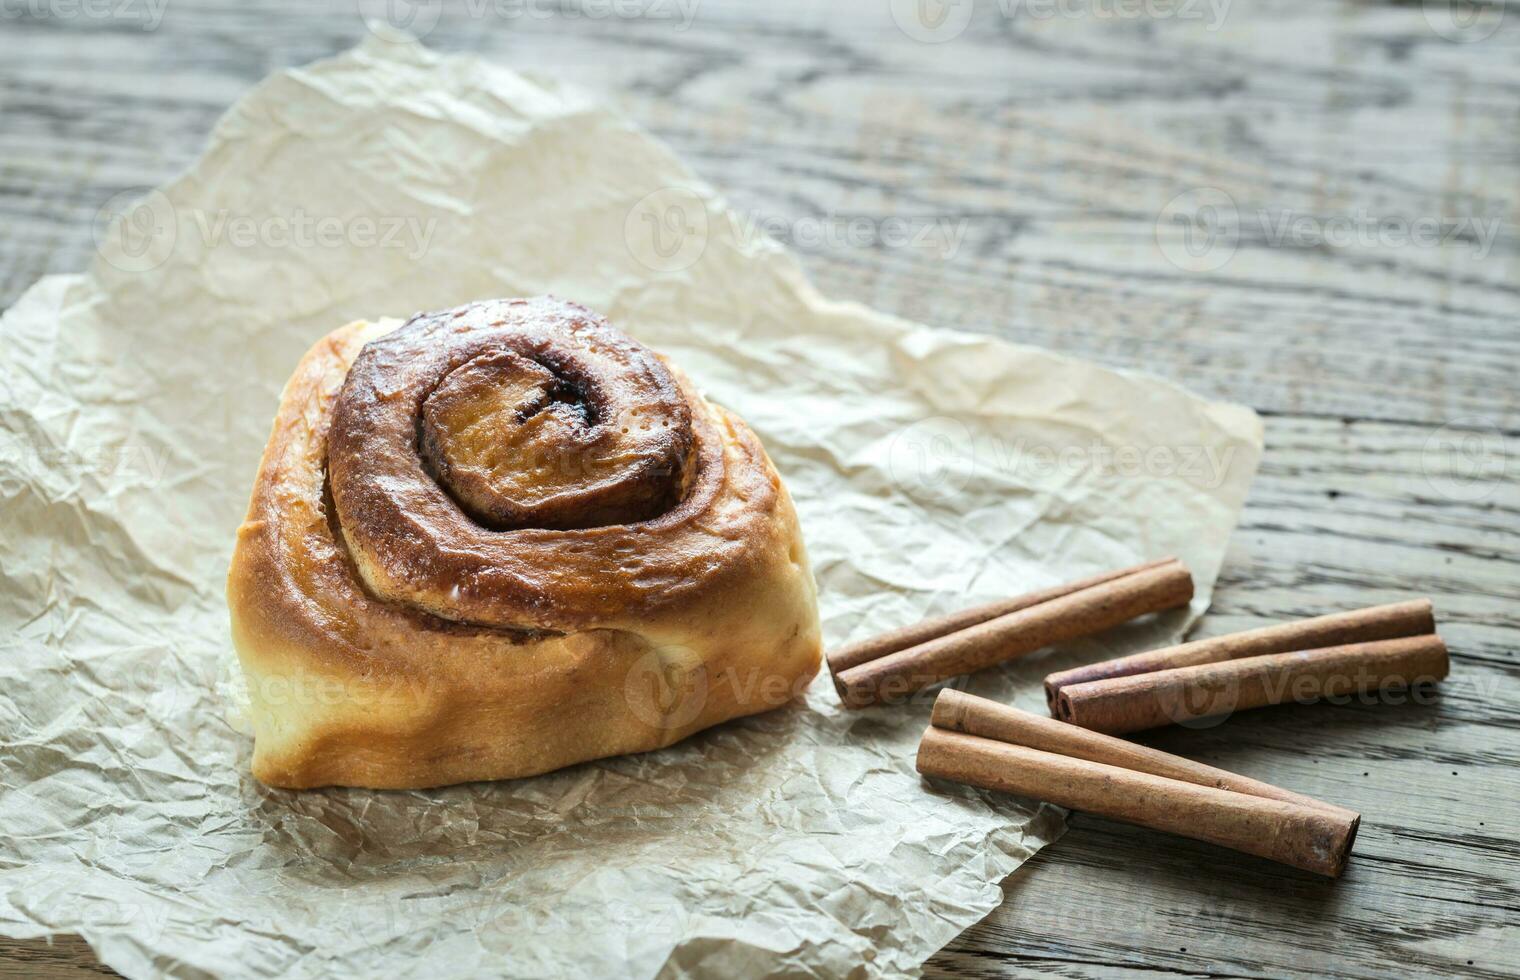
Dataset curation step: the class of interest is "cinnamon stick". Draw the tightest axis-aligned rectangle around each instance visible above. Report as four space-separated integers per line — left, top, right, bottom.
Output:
835 558 1193 708
931 690 1356 819
828 557 1178 676
1056 634 1449 734
917 727 1359 877
1044 599 1435 711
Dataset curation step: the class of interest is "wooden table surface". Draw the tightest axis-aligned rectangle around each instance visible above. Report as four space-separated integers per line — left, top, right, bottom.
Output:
3 1 1517 977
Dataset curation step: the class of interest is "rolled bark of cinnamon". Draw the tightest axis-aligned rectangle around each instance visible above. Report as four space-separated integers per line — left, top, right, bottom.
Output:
1056 634 1449 734
834 559 1194 708
931 689 1356 820
828 557 1177 675
917 727 1360 877
1044 599 1435 712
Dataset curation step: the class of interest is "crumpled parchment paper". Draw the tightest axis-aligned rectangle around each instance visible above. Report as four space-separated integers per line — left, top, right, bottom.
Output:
0 36 1264 980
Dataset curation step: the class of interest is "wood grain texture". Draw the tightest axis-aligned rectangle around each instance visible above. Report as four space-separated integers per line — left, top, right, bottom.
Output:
2 0 1516 977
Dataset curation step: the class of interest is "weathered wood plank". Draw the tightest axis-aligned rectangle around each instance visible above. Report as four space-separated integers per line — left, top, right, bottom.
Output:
3 1 1517 425
0 935 112 979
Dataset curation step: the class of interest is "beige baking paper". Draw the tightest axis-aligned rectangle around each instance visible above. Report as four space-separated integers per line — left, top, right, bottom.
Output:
0 36 1263 980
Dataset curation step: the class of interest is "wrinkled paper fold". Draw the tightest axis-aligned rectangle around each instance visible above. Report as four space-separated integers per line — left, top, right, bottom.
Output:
0 37 1263 980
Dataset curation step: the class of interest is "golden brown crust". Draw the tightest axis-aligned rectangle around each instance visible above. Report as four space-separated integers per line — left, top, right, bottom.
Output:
227 299 821 789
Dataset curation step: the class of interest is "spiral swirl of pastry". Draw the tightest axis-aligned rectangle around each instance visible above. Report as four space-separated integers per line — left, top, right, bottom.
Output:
327 297 756 632
228 297 821 789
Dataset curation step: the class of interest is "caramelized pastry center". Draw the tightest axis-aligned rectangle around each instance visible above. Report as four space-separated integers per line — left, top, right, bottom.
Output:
418 347 685 530
325 297 733 628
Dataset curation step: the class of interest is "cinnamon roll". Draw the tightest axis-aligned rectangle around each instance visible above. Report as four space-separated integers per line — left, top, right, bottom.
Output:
227 298 821 789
